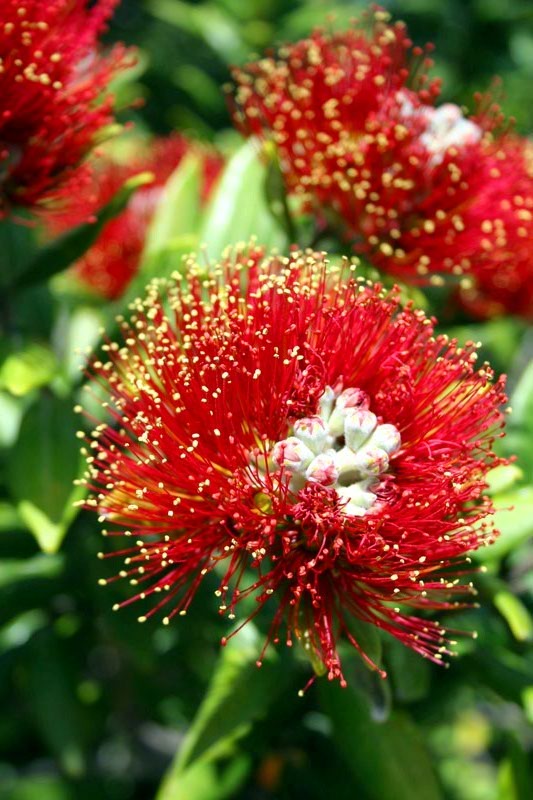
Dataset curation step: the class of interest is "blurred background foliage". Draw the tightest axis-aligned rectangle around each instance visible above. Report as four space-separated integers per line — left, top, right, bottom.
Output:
1 1 532 799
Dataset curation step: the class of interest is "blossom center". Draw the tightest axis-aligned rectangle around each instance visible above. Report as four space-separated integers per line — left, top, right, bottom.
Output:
271 387 401 516
399 93 482 164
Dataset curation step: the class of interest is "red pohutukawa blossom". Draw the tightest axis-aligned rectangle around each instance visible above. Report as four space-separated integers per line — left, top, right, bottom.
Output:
457 136 533 320
48 136 223 299
0 0 132 216
81 247 508 686
231 9 533 315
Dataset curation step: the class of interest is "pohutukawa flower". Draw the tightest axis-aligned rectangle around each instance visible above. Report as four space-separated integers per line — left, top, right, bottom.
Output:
47 136 223 299
80 246 507 686
0 0 132 216
231 9 533 306
457 136 533 321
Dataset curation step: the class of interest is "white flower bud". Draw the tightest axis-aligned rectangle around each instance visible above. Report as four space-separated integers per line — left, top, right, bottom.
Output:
368 423 401 455
344 409 377 451
306 453 339 486
293 415 328 454
352 446 389 477
328 389 371 436
272 437 314 472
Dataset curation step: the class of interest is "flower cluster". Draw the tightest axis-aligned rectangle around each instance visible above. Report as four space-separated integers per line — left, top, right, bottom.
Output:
231 8 533 319
0 0 131 216
82 247 507 684
48 136 223 299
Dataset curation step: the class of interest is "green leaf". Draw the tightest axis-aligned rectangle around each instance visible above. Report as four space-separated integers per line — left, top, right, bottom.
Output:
493 590 533 642
0 501 23 531
320 680 443 800
0 554 63 590
157 624 289 799
0 609 48 651
157 754 251 800
140 153 202 270
12 172 154 291
178 624 285 770
481 486 533 560
6 391 83 553
22 629 87 777
485 464 523 495
0 391 24 448
508 360 533 432
149 0 248 63
0 213 39 289
385 637 431 703
0 343 58 396
199 139 287 258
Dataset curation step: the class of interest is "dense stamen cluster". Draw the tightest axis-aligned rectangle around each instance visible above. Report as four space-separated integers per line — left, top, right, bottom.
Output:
46 136 223 298
80 246 508 685
231 8 533 318
0 0 132 215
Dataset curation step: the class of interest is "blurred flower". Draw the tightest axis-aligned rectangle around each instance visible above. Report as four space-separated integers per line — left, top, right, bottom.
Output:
231 9 533 318
48 136 223 299
0 0 132 216
457 136 533 320
81 247 508 686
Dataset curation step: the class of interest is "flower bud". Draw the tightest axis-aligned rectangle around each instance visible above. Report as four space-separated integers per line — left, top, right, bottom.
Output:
293 415 328 454
272 437 314 472
306 453 339 486
343 409 377 451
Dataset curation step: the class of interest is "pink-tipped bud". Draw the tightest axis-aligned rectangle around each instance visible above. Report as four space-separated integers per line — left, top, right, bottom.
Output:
306 453 339 486
344 409 377 451
272 437 314 472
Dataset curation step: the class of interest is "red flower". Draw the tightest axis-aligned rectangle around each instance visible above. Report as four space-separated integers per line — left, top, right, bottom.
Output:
48 136 223 299
81 247 508 685
0 0 132 216
231 10 533 317
457 136 533 320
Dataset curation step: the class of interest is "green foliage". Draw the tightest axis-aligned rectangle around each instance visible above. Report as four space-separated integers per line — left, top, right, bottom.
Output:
6 392 82 553
199 139 287 257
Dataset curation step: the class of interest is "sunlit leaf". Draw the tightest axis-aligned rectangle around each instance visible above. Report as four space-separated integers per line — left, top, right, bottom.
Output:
140 153 202 271
0 343 58 396
199 139 287 258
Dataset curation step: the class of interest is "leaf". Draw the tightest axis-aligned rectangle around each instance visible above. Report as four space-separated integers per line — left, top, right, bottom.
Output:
140 153 202 271
320 679 443 800
385 637 431 703
0 501 23 531
157 624 289 800
149 0 248 63
199 139 287 259
0 391 24 448
22 629 87 777
0 554 63 590
0 213 39 288
12 172 154 291
0 609 48 651
485 464 523 495
6 391 83 553
157 753 251 800
177 624 286 770
481 486 533 560
493 590 533 642
508 360 533 432
0 343 58 396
